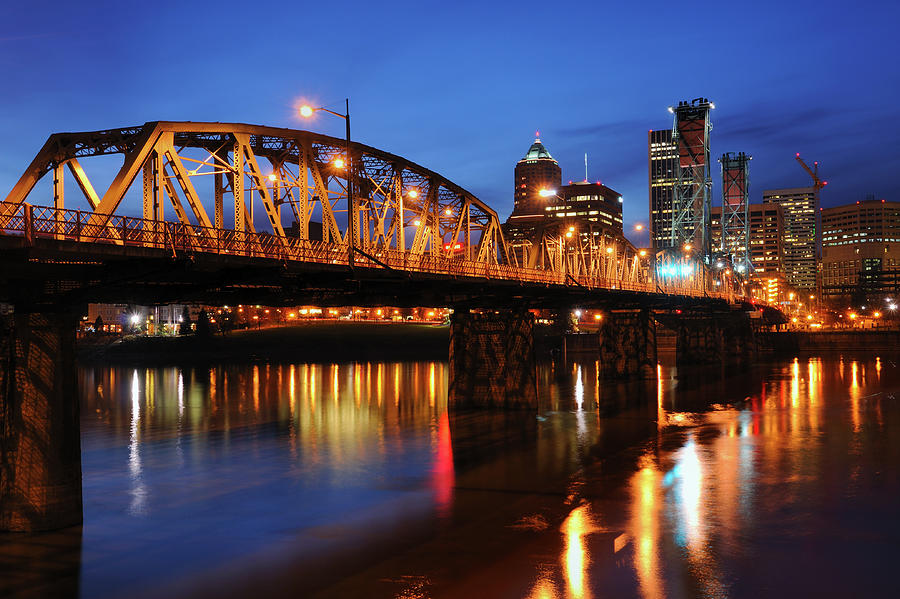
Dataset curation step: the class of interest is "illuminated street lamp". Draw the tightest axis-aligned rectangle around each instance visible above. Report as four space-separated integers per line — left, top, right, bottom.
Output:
300 98 355 267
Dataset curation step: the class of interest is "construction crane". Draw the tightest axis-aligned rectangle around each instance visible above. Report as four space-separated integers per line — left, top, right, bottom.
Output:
795 153 828 191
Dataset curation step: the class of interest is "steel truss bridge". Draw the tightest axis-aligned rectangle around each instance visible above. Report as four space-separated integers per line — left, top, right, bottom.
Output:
0 121 751 309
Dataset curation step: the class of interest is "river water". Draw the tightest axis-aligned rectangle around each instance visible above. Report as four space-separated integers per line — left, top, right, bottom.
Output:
2 353 900 598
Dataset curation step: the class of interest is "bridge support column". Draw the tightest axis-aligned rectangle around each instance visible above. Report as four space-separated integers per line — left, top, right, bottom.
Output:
721 313 758 364
0 308 82 531
449 309 537 409
674 317 724 366
666 313 758 367
599 309 657 378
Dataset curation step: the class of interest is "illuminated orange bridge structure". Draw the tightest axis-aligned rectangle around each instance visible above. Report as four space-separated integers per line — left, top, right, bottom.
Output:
0 122 776 531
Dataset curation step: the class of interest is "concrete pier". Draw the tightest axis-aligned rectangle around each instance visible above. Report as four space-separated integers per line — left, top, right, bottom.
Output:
449 309 537 409
0 309 82 531
659 312 757 366
599 309 658 378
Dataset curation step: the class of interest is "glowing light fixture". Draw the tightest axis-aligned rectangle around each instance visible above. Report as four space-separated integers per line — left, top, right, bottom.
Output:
299 105 314 118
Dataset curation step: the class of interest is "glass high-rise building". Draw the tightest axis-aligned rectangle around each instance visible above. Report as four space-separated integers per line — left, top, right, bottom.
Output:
763 187 819 290
648 129 678 249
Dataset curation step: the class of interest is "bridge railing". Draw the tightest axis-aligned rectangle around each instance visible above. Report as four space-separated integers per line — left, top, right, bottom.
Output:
2 203 738 301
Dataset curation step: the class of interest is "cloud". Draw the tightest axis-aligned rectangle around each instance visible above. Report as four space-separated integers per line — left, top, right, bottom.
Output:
555 117 656 140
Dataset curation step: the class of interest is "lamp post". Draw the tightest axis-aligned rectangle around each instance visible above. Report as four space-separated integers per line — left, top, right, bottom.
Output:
300 99 355 267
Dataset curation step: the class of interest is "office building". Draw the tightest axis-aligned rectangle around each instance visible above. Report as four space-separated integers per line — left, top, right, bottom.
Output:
763 187 819 290
821 199 900 300
544 181 624 235
648 129 678 249
511 136 561 218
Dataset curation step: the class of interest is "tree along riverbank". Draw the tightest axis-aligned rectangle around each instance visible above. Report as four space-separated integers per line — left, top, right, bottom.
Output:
77 322 451 365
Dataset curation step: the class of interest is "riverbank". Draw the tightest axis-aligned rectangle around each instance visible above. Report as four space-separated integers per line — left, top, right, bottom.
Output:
77 322 450 365
762 329 900 353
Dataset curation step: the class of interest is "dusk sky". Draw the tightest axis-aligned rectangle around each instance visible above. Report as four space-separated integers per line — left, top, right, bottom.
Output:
2 0 898 245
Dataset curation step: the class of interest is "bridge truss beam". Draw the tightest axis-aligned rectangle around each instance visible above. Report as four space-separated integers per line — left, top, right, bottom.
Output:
0 122 508 265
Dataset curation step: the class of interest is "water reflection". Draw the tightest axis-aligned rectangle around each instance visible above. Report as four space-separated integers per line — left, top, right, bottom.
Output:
5 353 898 599
544 353 899 599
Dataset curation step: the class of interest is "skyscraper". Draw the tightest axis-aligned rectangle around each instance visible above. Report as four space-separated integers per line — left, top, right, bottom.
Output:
505 136 563 244
763 187 819 290
511 136 561 218
648 129 677 249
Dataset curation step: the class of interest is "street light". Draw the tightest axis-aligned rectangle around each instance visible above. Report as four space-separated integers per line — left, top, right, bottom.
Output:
300 98 355 267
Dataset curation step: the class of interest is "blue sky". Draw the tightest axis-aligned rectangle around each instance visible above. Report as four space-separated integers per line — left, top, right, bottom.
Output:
1 0 897 245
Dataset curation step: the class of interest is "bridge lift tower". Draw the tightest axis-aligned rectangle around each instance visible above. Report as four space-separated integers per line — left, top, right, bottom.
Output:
670 98 714 261
719 152 752 274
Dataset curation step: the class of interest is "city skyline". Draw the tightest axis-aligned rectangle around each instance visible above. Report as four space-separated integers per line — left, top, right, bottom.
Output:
1 1 898 245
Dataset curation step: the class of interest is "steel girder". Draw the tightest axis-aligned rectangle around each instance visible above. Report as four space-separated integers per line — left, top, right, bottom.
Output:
0 121 508 265
505 220 650 288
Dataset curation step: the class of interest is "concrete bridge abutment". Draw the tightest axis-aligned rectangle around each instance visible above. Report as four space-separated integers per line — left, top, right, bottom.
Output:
1 307 82 532
449 309 538 409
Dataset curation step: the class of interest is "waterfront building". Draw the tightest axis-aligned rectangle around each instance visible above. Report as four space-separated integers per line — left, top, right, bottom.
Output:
763 187 819 291
711 203 784 276
821 199 900 301
648 129 678 250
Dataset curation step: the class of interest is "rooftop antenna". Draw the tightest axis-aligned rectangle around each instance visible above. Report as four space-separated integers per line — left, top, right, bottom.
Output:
584 153 588 182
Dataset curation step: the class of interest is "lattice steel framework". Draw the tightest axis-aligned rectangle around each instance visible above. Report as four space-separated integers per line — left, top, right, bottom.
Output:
506 220 647 286
0 122 508 264
670 98 713 259
719 152 751 273
0 121 750 299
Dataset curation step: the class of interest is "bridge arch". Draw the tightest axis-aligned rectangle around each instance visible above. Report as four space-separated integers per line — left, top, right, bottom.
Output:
0 121 509 264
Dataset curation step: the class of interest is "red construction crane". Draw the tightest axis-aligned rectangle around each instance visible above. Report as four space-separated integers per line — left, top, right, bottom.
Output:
795 153 827 190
